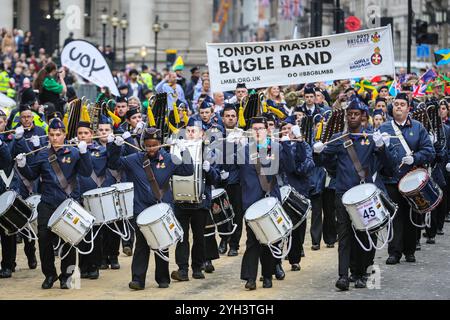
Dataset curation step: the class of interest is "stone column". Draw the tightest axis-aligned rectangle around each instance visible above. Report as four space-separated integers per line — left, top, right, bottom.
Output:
18 0 30 31
59 0 85 46
128 0 155 49
0 0 14 30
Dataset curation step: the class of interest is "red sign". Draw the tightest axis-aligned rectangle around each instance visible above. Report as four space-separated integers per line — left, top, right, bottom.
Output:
345 16 362 32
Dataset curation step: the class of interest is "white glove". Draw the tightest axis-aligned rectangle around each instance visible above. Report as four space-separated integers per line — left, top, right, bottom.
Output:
220 171 229 180
280 135 290 142
133 121 145 134
78 141 88 154
107 133 115 144
313 141 325 153
203 160 211 172
175 139 186 152
429 134 437 144
402 155 414 165
16 153 26 168
291 125 301 138
372 130 384 148
114 136 125 146
14 126 24 139
122 131 131 140
381 132 390 147
226 131 238 143
0 139 3 146
68 137 79 144
446 163 450 172
30 135 40 147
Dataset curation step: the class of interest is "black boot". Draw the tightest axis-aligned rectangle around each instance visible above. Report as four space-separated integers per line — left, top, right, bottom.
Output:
274 263 285 280
218 239 228 255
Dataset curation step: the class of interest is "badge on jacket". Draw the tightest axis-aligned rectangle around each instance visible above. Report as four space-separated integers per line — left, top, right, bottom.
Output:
62 156 71 164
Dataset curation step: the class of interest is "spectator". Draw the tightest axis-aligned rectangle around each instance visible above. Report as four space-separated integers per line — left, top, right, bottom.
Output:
155 71 187 111
33 61 67 114
139 65 153 91
63 32 74 48
127 69 145 101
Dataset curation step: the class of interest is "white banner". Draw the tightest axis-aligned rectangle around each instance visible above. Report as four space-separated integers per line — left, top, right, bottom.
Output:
206 26 395 92
61 40 119 96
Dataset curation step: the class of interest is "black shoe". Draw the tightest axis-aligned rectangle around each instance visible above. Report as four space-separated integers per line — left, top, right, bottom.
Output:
416 240 421 251
349 274 357 282
426 237 435 244
326 243 335 248
245 280 256 290
218 239 228 255
354 277 367 289
28 255 37 270
405 254 416 263
262 277 272 288
123 246 133 256
16 234 23 244
311 244 320 251
60 278 69 289
41 275 58 289
422 232 428 237
80 271 89 279
88 269 99 280
158 282 169 289
129 281 144 290
12 262 16 272
386 255 400 265
192 270 205 279
109 256 120 270
99 259 109 270
0 269 12 278
437 229 444 235
275 263 285 280
204 260 215 273
335 276 349 291
445 214 450 222
227 248 238 257
291 264 301 271
300 248 305 257
171 270 189 281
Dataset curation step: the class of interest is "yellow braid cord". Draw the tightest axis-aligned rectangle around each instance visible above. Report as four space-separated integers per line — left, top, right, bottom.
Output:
267 106 286 119
80 105 91 122
63 113 69 133
238 105 246 128
173 103 180 124
182 110 188 125
107 109 121 126
315 119 323 141
147 104 156 126
262 101 268 113
166 116 179 134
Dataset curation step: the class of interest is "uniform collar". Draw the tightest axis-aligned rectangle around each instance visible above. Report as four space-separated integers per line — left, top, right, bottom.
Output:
394 116 412 128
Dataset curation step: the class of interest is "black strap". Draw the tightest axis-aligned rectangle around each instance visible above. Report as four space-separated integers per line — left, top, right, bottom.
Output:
142 154 169 201
109 169 122 183
14 164 33 194
342 134 368 183
48 148 75 196
255 157 276 194
90 170 106 188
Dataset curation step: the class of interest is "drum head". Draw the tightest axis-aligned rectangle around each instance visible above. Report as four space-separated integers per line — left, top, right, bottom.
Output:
0 191 17 214
280 186 291 203
25 195 41 208
111 183 134 192
399 169 427 194
137 203 171 225
83 187 116 197
245 197 278 220
48 198 72 227
212 188 225 199
342 183 378 205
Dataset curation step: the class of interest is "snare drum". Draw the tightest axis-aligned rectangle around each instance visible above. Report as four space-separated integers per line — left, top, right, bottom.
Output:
171 140 204 203
82 187 121 225
0 190 33 235
48 198 95 246
398 168 443 214
245 197 293 245
136 203 183 251
342 183 390 233
25 194 41 236
111 183 134 219
209 188 234 226
280 185 311 230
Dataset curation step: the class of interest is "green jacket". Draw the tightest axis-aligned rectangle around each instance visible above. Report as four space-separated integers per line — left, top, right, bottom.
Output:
43 76 63 94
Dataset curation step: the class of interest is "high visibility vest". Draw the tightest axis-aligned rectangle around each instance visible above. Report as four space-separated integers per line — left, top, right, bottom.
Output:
11 111 49 133
0 71 10 93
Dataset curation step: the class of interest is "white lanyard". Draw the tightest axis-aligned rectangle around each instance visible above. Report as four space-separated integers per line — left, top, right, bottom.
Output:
391 120 412 156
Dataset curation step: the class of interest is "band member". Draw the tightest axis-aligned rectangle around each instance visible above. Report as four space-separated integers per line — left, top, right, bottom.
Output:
238 116 295 290
171 118 221 282
313 98 392 290
107 127 193 290
113 96 129 130
15 117 93 289
225 83 248 104
378 92 435 264
191 100 225 130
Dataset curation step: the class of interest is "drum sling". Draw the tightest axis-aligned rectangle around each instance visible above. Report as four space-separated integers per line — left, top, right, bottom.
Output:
90 170 105 188
14 164 33 194
391 120 412 156
254 158 276 194
143 154 169 202
341 134 368 183
48 149 75 196
109 169 122 183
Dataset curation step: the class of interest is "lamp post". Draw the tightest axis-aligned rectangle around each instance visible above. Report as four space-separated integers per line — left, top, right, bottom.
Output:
100 7 109 53
53 1 65 57
120 14 128 69
140 46 148 66
152 15 161 71
111 11 120 69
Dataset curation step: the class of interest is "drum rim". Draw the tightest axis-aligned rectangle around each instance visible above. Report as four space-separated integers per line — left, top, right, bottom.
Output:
137 203 171 225
352 214 390 233
245 197 280 221
111 182 134 191
0 190 20 215
409 189 443 214
398 168 429 194
211 188 226 198
342 183 379 206
280 185 292 203
82 187 117 197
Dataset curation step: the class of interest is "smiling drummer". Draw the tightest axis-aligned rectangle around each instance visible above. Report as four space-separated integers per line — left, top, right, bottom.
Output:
107 127 193 290
313 96 393 291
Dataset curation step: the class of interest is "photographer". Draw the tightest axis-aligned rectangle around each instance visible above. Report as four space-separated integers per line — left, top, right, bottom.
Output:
33 62 67 114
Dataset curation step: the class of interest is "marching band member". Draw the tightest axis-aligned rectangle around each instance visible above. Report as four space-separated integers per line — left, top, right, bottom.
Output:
313 98 393 290
225 82 248 104
378 92 435 265
15 117 93 289
107 127 193 290
113 96 129 131
171 118 221 282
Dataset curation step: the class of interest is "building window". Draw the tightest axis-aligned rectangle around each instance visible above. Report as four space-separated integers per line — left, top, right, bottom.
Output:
84 0 92 37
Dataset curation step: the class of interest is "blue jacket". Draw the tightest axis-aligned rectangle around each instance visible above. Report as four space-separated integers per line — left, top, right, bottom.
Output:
431 124 449 188
283 141 315 196
379 117 435 184
0 135 14 194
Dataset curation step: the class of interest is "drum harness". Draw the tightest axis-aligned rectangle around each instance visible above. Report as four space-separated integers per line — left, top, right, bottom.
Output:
341 133 394 252
391 121 431 229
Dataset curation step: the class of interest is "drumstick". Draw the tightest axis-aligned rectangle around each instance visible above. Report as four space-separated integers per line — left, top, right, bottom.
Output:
123 140 142 151
91 133 138 140
15 145 49 159
2 127 33 135
323 133 350 145
25 135 48 141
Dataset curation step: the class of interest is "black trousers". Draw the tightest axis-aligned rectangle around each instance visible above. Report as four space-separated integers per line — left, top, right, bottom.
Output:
310 194 323 246
121 223 135 251
437 191 447 230
174 207 207 272
102 224 121 259
386 184 417 258
240 223 274 282
131 228 169 287
0 229 15 270
37 202 75 278
322 188 338 245
425 191 447 237
218 184 244 250
79 225 103 272
335 194 375 277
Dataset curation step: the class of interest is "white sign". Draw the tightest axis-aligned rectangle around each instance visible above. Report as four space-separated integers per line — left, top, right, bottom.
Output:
61 40 119 96
206 26 395 92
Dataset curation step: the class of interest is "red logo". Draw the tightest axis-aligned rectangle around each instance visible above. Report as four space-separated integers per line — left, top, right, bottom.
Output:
371 47 382 65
